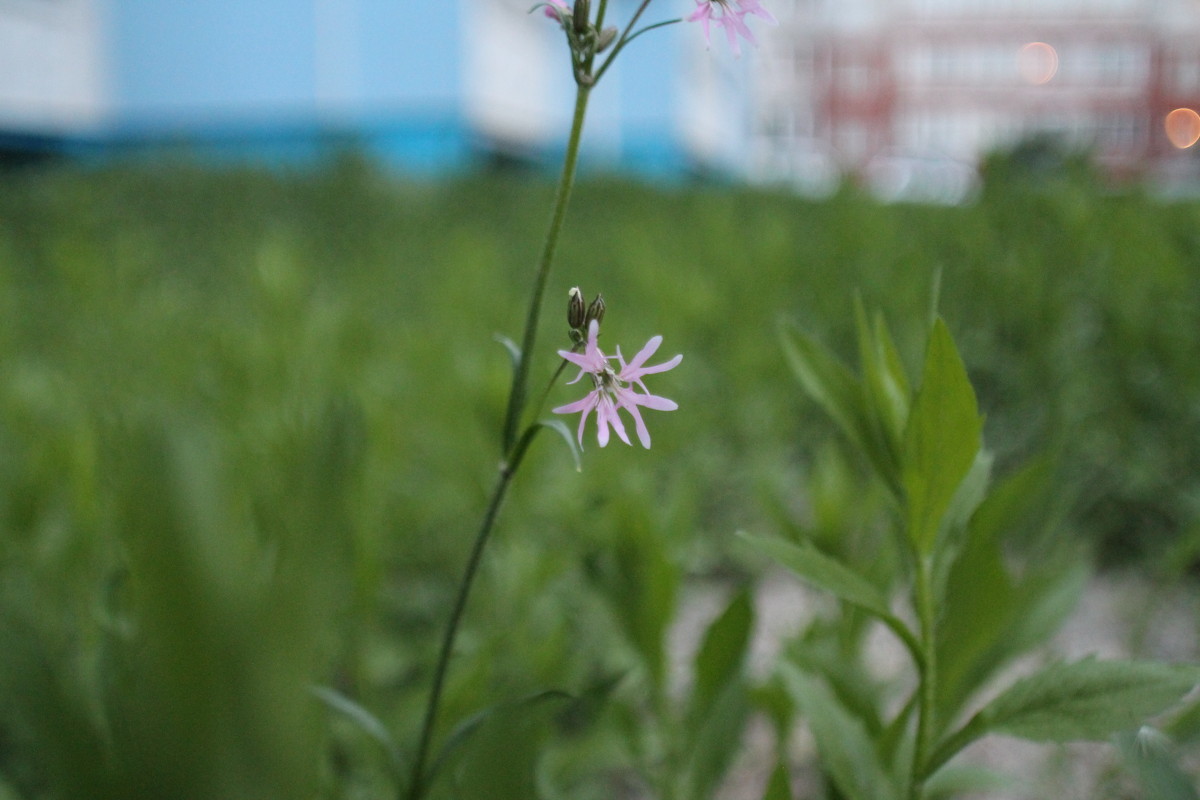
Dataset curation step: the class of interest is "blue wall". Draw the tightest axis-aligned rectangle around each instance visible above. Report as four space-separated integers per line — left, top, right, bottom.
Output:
86 0 686 174
103 0 471 170
108 0 319 121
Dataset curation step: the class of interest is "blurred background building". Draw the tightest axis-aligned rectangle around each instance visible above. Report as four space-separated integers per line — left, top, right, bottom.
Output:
0 0 688 173
751 0 1200 199
2 0 1199 193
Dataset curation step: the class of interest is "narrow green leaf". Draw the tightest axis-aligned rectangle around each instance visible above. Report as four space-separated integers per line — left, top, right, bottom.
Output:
589 510 679 691
780 664 900 800
536 418 582 472
902 318 983 554
682 681 752 799
738 532 922 665
922 764 1011 799
927 266 943 330
935 457 1086 721
936 449 993 552
781 320 904 495
310 685 402 774
762 760 794 800
444 691 572 799
740 532 890 618
493 333 521 371
692 588 754 723
779 323 870 457
853 298 909 465
980 659 1200 742
930 659 1200 776
1166 692 1200 743
874 314 912 431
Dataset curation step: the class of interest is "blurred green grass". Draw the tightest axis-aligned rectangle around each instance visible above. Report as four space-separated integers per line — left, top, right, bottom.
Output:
0 155 1198 797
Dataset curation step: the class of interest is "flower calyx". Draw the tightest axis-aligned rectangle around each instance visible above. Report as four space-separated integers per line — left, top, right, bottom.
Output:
567 286 606 347
535 0 616 85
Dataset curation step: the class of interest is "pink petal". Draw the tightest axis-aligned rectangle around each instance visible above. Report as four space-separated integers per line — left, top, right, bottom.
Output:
596 405 610 447
621 400 652 448
559 348 605 373
629 392 678 411
585 319 601 353
600 398 630 446
688 5 713 45
576 405 591 446
738 0 777 24
626 353 682 381
721 17 742 56
552 391 600 417
624 335 663 372
557 349 588 366
734 18 758 46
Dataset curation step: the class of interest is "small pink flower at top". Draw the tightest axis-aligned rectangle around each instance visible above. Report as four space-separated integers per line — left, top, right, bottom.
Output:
553 320 682 449
543 0 570 21
688 0 777 56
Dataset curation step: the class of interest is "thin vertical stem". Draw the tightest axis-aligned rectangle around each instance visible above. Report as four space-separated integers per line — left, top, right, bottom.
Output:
593 0 657 84
910 555 938 800
406 82 592 800
404 465 514 800
501 85 592 454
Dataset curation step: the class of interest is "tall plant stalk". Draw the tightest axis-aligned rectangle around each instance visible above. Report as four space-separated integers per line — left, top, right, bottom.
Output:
404 83 592 800
501 85 592 453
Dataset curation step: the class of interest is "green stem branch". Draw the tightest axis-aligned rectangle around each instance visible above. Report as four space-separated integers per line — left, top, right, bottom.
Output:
910 555 938 800
594 1 674 84
501 85 592 452
407 82 592 800
404 461 515 800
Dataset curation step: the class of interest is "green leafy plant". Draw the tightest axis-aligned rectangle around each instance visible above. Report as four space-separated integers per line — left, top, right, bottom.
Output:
581 507 757 799
742 302 1200 799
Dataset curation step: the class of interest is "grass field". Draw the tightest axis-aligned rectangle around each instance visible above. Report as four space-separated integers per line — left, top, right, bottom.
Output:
0 155 1198 797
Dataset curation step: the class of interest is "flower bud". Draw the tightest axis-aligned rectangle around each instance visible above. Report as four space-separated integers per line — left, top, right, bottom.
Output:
585 293 605 327
568 286 586 330
572 0 590 34
596 26 618 53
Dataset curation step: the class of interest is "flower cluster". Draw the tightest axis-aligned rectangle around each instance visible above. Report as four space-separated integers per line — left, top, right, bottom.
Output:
553 319 681 449
540 0 618 84
539 0 777 59
687 0 777 56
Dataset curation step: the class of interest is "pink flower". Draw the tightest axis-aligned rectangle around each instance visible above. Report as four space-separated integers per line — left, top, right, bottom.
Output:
553 320 682 449
543 0 570 21
687 0 777 56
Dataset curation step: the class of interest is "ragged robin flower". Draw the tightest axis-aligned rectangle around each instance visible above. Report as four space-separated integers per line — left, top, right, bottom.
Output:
553 319 681 448
687 0 777 56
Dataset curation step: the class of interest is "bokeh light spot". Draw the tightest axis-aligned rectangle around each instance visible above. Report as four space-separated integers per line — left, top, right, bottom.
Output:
1017 42 1058 85
1165 108 1200 149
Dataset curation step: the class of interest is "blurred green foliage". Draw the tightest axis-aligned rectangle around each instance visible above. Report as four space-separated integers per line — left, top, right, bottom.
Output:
0 155 1197 796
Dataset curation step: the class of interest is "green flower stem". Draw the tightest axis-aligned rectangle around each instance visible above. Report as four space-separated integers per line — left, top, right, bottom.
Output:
404 461 514 800
529 344 583 422
407 83 592 800
501 84 592 453
404 424 549 800
910 554 939 800
593 0 666 84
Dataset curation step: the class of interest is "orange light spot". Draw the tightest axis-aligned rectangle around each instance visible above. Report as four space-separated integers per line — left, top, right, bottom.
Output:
1017 42 1058 85
1165 108 1200 149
